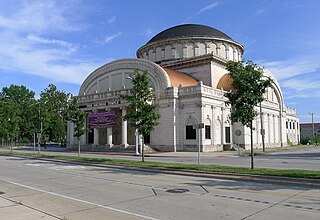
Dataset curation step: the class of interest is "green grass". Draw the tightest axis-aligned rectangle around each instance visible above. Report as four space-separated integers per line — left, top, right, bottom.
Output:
242 144 314 155
1 151 319 179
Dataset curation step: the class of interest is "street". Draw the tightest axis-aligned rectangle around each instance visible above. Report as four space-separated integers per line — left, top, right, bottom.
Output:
0 155 319 220
2 145 320 170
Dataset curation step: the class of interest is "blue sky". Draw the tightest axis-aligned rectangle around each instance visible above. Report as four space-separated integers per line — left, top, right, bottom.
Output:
0 0 319 123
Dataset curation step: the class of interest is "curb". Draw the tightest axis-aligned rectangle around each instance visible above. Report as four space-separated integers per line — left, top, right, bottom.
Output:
1 152 319 189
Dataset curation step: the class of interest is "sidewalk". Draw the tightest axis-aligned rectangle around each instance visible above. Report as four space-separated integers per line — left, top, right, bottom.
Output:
0 197 57 220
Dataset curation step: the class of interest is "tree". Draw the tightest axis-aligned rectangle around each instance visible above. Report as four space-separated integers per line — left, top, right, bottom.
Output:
68 97 88 156
0 85 36 147
121 70 160 162
39 84 71 146
224 60 273 169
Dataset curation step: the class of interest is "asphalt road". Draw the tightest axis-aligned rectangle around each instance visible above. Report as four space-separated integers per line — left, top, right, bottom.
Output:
2 145 319 170
0 155 319 220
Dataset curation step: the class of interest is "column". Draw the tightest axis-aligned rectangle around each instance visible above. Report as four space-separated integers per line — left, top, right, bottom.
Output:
106 127 113 148
93 128 99 146
121 108 129 148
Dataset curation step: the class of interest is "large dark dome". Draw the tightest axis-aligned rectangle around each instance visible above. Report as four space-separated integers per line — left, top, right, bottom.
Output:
147 24 233 44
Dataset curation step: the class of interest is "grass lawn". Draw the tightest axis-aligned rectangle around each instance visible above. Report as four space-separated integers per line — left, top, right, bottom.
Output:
242 144 315 155
1 151 319 179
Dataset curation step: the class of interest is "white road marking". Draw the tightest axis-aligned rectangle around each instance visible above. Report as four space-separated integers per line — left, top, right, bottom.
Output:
4 179 159 220
26 163 86 170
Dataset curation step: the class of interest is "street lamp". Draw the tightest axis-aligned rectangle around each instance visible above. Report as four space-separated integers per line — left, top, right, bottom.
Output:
8 118 12 153
36 101 42 154
126 76 139 156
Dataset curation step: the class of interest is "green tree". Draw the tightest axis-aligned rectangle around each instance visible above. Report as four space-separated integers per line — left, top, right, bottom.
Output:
224 60 273 169
0 99 20 152
0 85 36 147
67 97 88 156
121 70 160 162
39 84 71 146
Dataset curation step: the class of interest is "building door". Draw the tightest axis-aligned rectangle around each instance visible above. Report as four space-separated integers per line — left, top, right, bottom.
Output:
88 129 94 144
144 134 150 144
225 127 231 143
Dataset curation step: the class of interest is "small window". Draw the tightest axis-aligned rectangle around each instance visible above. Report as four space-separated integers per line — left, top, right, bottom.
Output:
293 122 295 129
205 125 211 139
286 121 288 129
186 125 196 139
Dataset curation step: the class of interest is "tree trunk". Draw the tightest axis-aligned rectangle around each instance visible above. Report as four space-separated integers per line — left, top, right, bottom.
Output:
250 122 254 169
78 138 81 157
141 136 145 162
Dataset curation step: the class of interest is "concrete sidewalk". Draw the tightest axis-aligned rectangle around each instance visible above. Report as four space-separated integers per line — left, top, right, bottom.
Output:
0 197 57 220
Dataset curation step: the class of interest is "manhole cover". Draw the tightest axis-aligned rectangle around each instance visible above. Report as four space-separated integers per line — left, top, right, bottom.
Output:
166 189 189 193
0 191 5 195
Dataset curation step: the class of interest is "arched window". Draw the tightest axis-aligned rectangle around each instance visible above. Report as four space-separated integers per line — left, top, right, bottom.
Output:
228 46 234 61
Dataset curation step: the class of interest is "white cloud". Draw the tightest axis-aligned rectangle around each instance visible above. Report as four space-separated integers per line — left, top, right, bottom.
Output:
107 16 116 24
261 58 320 81
185 1 220 21
281 78 320 92
259 54 320 99
198 2 220 13
27 34 77 51
103 32 122 44
0 33 99 85
0 1 103 85
0 1 82 33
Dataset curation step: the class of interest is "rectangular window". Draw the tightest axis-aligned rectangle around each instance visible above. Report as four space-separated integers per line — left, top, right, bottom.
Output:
293 122 295 129
186 125 196 139
289 122 292 129
205 125 211 139
225 127 231 143
286 121 288 129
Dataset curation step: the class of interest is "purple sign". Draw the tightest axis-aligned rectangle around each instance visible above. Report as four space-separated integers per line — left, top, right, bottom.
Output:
88 111 115 128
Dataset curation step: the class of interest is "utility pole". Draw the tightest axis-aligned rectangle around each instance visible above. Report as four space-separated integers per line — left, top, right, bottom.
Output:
309 112 315 138
260 103 265 152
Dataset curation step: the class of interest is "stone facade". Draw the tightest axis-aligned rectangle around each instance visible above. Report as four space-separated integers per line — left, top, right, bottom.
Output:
67 24 299 152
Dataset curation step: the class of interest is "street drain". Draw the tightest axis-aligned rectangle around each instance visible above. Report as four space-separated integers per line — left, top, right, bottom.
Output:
0 191 5 195
166 189 189 193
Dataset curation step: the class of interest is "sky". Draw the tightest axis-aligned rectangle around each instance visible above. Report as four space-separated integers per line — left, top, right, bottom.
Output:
0 0 319 123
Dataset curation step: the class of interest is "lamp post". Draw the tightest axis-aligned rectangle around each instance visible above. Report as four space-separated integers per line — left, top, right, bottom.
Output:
126 76 139 156
33 131 36 153
37 101 42 154
8 118 12 153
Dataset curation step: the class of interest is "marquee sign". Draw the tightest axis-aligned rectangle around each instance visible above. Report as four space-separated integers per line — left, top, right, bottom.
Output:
88 111 116 128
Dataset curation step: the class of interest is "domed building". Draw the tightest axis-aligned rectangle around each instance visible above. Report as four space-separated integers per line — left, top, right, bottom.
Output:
67 24 299 152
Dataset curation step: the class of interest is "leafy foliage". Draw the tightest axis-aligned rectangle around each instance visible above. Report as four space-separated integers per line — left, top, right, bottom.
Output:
121 69 160 136
39 84 71 144
0 85 36 143
225 60 273 127
224 60 273 169
67 97 88 139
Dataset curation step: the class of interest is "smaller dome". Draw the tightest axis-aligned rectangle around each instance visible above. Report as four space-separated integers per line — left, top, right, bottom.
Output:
147 24 233 44
217 74 233 91
163 68 198 87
